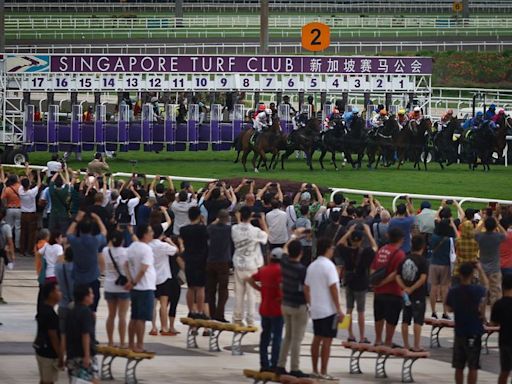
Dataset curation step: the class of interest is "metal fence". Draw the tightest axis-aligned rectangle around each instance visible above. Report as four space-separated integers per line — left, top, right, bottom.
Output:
5 1 512 13
5 41 512 55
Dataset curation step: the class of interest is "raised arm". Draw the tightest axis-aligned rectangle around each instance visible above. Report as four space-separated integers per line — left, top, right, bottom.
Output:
363 224 378 252
312 184 324 205
405 196 414 215
276 182 284 202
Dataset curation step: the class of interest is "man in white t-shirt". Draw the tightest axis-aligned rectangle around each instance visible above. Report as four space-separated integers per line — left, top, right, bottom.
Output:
266 199 289 249
19 170 41 256
46 154 62 177
304 238 344 381
170 190 197 235
126 224 156 353
117 186 141 227
148 224 177 336
231 206 268 326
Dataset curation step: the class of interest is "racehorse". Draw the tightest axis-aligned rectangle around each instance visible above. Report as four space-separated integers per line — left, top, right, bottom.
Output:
237 118 284 172
493 113 512 160
343 115 367 169
318 120 347 171
468 121 495 171
431 118 461 167
280 118 321 171
403 117 432 171
366 115 400 169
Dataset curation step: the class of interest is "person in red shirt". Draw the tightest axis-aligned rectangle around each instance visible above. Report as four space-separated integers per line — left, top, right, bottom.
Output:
370 227 406 347
247 248 283 373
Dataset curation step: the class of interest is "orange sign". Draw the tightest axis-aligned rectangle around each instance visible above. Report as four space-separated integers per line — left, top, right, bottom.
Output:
453 1 463 12
301 22 330 52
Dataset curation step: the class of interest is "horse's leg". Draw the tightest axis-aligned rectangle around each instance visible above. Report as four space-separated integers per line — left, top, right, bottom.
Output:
331 152 338 171
281 148 294 170
252 151 259 173
319 149 327 170
241 149 249 172
234 149 241 164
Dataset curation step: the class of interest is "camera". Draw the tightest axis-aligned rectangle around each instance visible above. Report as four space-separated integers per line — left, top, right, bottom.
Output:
446 200 453 205
245 179 253 184
269 182 277 187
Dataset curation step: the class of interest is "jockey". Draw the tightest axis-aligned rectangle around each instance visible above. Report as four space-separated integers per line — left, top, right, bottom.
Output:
463 111 484 132
408 106 422 123
492 108 506 124
322 107 342 133
371 108 388 129
293 111 309 131
437 109 454 131
342 107 360 130
307 95 316 115
253 104 272 133
485 103 497 120
397 109 409 130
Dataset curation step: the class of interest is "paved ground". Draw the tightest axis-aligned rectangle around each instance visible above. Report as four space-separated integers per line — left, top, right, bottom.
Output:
0 256 502 383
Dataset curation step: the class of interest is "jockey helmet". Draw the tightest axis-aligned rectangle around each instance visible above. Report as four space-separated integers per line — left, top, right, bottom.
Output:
377 104 385 111
447 109 454 115
379 109 387 116
332 108 340 114
283 95 290 101
398 109 406 115
476 111 484 118
257 104 266 112
352 107 360 114
489 103 496 110
498 108 505 115
413 106 421 112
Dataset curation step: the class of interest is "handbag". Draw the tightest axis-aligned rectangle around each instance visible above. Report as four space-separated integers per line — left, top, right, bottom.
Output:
108 248 128 286
369 248 399 286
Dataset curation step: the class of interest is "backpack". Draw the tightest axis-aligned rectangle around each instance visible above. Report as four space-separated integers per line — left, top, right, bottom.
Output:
115 200 131 224
315 208 340 237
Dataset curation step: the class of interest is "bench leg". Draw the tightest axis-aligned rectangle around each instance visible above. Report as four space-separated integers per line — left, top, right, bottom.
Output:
402 357 419 383
348 349 363 374
186 326 199 349
232 331 247 356
209 329 223 352
100 354 116 380
375 353 389 379
125 358 142 384
430 325 442 348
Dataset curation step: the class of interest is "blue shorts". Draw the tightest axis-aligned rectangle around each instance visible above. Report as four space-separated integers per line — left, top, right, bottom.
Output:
105 291 131 301
130 290 155 321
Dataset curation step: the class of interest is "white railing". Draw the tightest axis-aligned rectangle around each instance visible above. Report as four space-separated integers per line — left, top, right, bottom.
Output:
5 41 512 55
6 16 512 30
3 165 216 183
329 187 512 211
5 2 512 13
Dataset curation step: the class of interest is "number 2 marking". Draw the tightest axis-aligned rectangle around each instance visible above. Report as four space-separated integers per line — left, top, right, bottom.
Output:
311 28 321 46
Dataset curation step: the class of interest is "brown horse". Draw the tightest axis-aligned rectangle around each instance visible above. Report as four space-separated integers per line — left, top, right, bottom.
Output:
494 113 512 160
238 118 284 172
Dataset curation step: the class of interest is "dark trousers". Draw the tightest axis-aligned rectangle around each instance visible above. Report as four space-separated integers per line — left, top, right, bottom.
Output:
20 212 38 255
205 261 230 321
168 278 181 317
260 316 284 369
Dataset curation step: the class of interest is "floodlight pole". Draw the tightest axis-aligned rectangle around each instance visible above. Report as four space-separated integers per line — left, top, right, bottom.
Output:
260 0 269 54
462 0 469 18
176 0 183 28
0 0 5 53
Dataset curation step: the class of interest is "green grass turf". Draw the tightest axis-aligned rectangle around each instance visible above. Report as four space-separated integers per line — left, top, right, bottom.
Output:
22 149 512 205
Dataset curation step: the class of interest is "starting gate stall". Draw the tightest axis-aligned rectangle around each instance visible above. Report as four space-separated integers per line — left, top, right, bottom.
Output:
278 103 293 133
0 54 433 160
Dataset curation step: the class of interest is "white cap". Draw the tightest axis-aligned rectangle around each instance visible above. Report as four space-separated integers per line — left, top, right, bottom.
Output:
413 106 421 112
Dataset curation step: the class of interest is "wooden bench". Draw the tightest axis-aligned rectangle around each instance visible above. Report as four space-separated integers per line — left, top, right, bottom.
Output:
424 318 499 353
342 342 430 383
242 369 318 384
180 318 257 355
96 344 155 384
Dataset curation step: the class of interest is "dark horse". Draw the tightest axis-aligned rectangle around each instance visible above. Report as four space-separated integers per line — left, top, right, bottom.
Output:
469 122 496 172
318 120 347 171
280 118 321 171
493 113 512 161
430 118 461 167
367 115 400 169
235 118 284 172
343 116 367 169
400 117 432 170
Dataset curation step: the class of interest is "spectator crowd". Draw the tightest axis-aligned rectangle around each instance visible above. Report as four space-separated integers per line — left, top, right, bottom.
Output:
0 153 510 384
